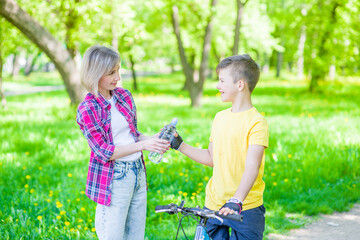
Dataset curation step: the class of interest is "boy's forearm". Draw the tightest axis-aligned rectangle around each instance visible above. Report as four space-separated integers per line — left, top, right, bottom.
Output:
233 163 260 202
233 145 265 202
178 143 213 167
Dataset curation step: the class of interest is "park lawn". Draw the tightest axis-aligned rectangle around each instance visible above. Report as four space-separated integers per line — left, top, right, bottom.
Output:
0 72 359 239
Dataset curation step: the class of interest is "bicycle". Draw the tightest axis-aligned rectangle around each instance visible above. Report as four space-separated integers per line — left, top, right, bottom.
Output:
155 200 243 240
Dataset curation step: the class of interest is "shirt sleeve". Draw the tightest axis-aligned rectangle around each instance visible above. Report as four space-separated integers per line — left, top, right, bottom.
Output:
76 104 115 164
248 118 269 148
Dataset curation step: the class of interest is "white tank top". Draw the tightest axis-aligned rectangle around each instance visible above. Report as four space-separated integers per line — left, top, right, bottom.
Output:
109 96 141 162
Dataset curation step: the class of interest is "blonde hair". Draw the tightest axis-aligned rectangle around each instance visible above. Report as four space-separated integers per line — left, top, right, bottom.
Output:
81 45 120 97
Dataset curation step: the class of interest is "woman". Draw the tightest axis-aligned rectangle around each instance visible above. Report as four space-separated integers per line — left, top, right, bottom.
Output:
76 45 169 239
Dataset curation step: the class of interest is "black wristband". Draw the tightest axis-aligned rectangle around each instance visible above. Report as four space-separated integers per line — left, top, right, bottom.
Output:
170 134 183 150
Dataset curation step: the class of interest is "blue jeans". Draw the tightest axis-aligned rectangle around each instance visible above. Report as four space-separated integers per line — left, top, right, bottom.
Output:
95 159 147 240
205 205 265 240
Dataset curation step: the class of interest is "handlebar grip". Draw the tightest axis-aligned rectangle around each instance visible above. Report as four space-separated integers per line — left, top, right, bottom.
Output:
155 204 177 214
155 205 171 211
215 212 243 222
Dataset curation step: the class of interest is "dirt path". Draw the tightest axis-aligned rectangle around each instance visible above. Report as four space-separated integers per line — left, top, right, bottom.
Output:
267 204 360 240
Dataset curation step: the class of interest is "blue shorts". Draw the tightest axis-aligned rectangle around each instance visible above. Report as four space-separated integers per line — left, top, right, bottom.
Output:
205 205 265 240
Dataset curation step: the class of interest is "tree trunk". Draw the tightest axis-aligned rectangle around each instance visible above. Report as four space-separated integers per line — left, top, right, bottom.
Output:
196 0 218 107
0 0 85 104
129 54 137 91
276 51 283 78
171 5 194 93
232 0 247 55
309 4 339 92
0 24 8 110
11 52 20 76
297 25 306 80
24 51 41 76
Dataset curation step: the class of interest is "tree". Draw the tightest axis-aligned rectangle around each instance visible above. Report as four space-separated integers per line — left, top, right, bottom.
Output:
0 0 85 104
171 0 218 107
0 18 8 110
232 0 249 55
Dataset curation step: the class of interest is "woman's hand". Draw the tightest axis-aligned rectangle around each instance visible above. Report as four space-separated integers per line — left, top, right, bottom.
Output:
141 138 170 154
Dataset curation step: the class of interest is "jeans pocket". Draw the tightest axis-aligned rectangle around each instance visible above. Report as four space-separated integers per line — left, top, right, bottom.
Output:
113 163 126 181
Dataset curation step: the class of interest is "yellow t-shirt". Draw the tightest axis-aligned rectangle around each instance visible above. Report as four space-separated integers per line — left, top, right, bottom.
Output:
205 107 269 211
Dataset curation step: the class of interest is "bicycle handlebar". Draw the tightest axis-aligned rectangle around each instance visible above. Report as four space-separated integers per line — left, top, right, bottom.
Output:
155 202 243 222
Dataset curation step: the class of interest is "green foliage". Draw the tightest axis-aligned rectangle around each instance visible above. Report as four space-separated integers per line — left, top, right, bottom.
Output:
0 72 359 238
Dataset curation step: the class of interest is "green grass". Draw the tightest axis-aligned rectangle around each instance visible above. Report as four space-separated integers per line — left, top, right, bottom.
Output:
0 72 359 239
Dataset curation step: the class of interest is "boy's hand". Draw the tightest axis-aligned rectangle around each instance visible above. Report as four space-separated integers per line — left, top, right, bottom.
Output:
170 132 183 150
219 197 242 215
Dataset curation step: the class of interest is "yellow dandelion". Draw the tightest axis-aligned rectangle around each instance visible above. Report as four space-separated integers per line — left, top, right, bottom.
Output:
67 199 70 202
178 191 183 195
26 175 31 179
46 199 51 203
308 113 313 118
273 182 277 186
70 228 74 232
38 167 43 170
192 193 196 196
30 189 35 194
157 190 160 194
295 178 299 181
78 219 83 223
23 166 26 170
84 227 88 230
352 184 356 188
271 173 276 177
34 203 38 206
56 204 63 208
56 216 61 219
198 183 203 186
60 211 66 215
288 154 292 158
261 112 265 116
195 142 200 147
179 172 184 176
25 152 30 155
37 216 42 220
16 219 18 222
191 196 195 200
297 169 301 172
77 225 81 229
92 228 96 232
185 174 188 177
89 219 93 222
80 207 85 211
159 168 164 174
68 173 72 178
65 221 70 226
182 192 188 197
24 184 29 188
76 198 80 202
205 176 209 181
284 179 289 183
81 191 85 194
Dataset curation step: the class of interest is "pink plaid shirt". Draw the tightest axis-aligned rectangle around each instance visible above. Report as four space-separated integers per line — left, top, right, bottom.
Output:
76 88 145 206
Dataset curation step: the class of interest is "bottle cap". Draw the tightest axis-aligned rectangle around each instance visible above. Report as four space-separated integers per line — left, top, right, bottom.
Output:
170 118 178 126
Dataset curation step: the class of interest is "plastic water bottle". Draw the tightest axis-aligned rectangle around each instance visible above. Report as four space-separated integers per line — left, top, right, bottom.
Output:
148 118 178 164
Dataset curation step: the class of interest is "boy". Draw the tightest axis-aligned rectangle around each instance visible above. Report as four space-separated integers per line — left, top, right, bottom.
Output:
171 54 269 239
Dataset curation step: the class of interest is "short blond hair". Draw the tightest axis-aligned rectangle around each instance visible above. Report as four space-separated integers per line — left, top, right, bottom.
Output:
81 45 120 97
